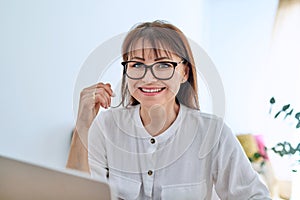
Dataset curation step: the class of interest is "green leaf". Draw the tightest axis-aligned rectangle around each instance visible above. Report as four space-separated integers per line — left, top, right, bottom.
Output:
284 109 293 120
295 112 300 119
282 104 290 111
270 97 275 104
274 111 281 118
253 152 262 159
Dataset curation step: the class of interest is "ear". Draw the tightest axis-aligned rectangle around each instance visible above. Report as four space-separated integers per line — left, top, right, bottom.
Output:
181 65 189 83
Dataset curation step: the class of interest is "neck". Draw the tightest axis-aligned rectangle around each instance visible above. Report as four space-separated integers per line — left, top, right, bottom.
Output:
139 100 180 136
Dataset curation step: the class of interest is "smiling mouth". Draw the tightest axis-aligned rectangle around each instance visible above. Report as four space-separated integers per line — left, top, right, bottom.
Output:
139 87 166 93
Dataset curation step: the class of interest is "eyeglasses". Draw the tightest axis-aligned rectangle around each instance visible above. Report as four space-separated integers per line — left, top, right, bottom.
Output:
121 60 184 80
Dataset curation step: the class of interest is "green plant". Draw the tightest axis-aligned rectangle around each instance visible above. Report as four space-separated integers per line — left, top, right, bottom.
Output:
269 97 300 128
268 97 300 171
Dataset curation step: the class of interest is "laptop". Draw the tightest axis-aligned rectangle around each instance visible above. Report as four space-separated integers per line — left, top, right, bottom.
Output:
0 155 112 200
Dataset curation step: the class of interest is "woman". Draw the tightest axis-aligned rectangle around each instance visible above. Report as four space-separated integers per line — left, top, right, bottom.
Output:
67 20 271 199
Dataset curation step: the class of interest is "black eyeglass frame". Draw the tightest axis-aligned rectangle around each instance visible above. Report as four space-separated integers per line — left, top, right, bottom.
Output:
121 60 185 80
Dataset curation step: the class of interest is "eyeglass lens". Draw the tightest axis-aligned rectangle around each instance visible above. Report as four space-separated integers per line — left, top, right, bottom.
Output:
126 62 175 80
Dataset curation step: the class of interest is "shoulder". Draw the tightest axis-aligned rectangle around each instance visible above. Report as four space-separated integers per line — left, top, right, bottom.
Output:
181 105 224 130
181 105 233 158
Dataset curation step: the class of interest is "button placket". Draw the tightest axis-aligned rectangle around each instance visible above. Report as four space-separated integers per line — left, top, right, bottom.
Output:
142 137 157 197
147 138 156 176
147 137 158 153
143 167 155 197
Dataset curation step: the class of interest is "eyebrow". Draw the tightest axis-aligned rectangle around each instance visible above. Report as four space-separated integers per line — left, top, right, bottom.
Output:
130 57 145 61
154 57 171 61
130 56 171 61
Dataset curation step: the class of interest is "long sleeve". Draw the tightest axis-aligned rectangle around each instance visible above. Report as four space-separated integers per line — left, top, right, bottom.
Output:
212 124 271 199
88 116 108 182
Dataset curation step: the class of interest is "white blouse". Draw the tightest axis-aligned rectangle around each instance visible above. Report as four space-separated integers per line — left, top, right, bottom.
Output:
88 104 271 200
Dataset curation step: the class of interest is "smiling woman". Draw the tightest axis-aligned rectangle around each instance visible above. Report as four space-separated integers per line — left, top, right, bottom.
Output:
67 20 271 199
120 21 200 111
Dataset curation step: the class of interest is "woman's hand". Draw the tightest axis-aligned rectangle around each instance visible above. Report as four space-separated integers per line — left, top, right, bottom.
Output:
76 82 114 132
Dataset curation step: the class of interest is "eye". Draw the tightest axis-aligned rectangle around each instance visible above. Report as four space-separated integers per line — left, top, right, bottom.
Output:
156 62 173 69
131 62 144 68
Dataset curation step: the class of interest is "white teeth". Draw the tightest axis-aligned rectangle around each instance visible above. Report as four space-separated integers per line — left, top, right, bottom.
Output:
141 88 163 93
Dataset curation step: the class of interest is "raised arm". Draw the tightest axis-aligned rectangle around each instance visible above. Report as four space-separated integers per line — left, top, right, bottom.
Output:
66 83 113 172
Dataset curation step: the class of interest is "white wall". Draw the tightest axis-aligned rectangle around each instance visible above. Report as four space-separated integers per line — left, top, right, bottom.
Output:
201 1 300 152
0 0 203 168
200 0 280 134
2 0 293 169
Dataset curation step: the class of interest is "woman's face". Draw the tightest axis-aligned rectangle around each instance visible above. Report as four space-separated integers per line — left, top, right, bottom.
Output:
126 42 189 108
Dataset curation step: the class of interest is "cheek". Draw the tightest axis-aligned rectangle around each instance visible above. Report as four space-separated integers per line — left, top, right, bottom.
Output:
127 79 138 95
165 72 183 94
173 69 184 81
173 69 185 86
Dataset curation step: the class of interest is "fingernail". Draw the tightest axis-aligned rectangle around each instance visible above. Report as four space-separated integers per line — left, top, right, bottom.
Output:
111 92 116 97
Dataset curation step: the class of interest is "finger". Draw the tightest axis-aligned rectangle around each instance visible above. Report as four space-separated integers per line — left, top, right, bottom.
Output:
103 87 112 107
98 83 113 96
86 92 105 110
83 82 103 91
94 88 111 108
94 101 101 114
82 82 107 94
95 94 110 109
81 90 107 109
86 82 113 97
81 83 113 108
96 87 112 102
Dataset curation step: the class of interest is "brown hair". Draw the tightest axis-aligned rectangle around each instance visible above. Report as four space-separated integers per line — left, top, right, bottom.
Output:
120 20 199 110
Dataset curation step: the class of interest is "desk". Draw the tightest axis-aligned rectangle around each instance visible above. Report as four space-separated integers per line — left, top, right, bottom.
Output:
272 170 300 200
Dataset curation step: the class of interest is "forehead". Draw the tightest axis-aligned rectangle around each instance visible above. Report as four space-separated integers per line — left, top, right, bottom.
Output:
128 49 175 60
127 38 177 60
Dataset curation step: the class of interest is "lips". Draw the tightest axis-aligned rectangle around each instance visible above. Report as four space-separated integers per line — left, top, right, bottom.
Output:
139 87 166 93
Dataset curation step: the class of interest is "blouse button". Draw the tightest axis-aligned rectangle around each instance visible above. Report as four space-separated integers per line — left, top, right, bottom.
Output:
150 138 155 144
148 170 153 176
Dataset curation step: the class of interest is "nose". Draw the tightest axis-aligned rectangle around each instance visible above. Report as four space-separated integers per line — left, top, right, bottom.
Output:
142 68 157 83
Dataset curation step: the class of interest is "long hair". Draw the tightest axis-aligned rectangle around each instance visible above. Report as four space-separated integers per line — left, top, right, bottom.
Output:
120 20 199 110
